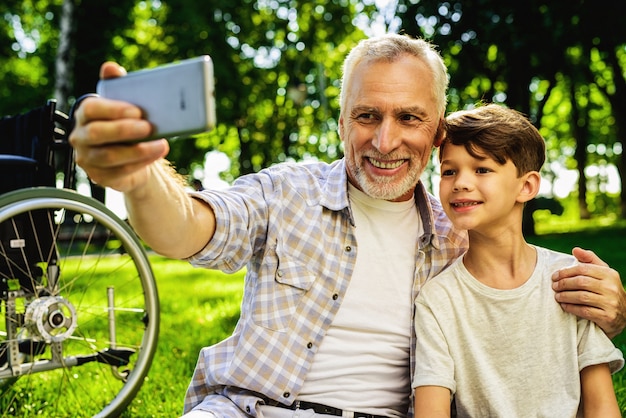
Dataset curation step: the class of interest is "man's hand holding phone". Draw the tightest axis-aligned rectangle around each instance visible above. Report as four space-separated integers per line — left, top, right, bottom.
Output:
69 62 165 193
96 56 216 141
70 57 216 193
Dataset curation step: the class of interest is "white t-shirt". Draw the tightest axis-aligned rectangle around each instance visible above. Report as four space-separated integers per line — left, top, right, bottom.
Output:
298 184 422 416
413 246 624 417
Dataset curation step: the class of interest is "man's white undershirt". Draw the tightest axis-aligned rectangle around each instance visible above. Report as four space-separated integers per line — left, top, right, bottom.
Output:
297 184 421 416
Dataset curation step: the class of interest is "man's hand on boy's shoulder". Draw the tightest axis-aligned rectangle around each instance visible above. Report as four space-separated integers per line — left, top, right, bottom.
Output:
552 247 626 339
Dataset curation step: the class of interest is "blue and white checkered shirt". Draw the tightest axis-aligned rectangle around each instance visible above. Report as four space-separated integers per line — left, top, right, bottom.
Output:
184 158 468 417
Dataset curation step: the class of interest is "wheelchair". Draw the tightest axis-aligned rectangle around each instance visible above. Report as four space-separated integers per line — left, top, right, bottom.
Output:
0 100 159 417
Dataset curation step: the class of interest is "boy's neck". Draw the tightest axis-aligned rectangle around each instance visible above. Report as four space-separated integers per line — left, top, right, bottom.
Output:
463 232 537 290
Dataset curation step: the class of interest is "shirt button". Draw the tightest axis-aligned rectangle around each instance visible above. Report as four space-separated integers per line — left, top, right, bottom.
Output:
345 245 352 252
332 293 339 300
283 391 291 398
307 342 313 349
277 269 283 277
246 406 251 413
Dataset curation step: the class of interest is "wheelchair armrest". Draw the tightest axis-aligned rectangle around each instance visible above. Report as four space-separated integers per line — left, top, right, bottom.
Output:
0 155 37 167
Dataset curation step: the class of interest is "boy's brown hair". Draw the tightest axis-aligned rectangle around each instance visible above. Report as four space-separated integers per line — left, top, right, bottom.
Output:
441 103 546 176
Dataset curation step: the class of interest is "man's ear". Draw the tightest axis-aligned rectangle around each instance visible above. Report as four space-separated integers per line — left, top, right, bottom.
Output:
517 171 541 203
338 114 345 142
434 118 445 147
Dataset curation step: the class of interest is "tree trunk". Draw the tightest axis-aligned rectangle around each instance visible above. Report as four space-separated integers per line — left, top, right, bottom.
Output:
54 0 75 113
570 80 591 219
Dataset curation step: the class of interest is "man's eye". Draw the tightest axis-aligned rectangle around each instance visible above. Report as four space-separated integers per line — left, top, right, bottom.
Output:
400 114 419 122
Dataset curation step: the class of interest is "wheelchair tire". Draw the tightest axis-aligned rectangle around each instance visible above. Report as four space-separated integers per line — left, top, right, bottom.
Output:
0 187 159 417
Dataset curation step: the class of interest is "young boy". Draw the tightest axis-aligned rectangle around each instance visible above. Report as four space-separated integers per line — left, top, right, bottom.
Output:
412 104 624 417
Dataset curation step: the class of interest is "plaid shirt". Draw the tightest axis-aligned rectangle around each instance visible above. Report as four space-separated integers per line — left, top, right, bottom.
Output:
184 159 468 417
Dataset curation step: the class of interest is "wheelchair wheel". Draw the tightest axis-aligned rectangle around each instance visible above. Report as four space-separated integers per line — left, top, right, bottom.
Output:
0 187 159 417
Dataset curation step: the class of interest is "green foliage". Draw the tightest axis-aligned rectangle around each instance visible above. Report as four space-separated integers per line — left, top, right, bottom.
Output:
533 194 624 235
1 0 625 218
0 0 63 114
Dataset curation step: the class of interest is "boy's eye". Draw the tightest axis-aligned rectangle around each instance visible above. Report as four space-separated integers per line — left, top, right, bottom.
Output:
441 169 455 176
476 167 491 174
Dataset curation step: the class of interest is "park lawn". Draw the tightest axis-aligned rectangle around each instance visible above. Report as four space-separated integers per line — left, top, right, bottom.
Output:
120 256 245 417
118 225 626 417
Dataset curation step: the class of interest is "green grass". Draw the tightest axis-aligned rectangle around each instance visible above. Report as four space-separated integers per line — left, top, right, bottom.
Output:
0 253 163 417
120 257 244 417
14 221 623 416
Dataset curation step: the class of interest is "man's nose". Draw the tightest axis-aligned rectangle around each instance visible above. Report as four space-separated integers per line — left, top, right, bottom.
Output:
372 120 401 154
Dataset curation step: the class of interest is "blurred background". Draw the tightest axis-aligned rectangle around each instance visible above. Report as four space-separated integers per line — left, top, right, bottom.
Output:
1 0 625 230
3 2 626 415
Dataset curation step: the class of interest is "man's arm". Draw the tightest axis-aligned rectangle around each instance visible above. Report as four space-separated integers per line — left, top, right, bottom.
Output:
122 159 217 258
580 363 621 418
69 62 217 259
552 247 626 338
414 386 451 418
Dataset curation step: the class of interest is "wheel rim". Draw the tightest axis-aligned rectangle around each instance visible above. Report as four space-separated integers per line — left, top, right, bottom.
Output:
0 188 159 417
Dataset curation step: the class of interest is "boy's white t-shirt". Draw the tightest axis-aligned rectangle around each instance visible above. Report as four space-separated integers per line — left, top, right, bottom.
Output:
413 246 624 417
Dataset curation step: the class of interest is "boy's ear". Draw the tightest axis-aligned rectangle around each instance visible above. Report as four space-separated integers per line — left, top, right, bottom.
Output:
517 171 541 203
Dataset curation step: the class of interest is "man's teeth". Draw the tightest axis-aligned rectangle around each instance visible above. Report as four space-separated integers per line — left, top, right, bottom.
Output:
368 158 403 169
452 201 479 207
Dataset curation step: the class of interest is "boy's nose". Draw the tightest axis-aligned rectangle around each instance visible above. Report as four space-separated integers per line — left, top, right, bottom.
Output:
452 173 473 192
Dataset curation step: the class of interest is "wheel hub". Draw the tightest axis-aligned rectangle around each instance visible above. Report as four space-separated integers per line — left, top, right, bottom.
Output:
24 297 77 343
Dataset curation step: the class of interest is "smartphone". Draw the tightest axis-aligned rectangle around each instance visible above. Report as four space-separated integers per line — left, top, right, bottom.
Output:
96 55 216 140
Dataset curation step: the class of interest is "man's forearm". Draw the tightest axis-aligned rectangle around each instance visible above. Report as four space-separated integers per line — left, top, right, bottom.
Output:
125 159 216 259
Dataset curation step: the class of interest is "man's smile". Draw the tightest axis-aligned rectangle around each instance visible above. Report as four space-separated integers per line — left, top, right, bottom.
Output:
366 157 405 170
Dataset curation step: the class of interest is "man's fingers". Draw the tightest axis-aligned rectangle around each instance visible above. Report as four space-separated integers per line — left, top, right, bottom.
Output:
75 139 168 169
572 247 609 267
100 61 127 79
558 301 609 324
70 100 152 147
550 248 625 339
554 288 597 306
552 263 598 288
76 96 144 124
86 119 153 145
72 138 169 192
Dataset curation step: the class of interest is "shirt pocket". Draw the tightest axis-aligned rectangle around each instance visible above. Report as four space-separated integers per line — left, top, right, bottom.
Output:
251 247 316 332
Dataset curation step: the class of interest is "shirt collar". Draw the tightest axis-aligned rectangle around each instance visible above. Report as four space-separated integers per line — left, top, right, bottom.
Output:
319 159 351 211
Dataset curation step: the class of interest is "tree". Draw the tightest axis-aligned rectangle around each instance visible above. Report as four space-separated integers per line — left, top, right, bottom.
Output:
396 0 626 219
0 0 63 115
2 0 625 220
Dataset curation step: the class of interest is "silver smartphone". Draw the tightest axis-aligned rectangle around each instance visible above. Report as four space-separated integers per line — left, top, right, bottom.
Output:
96 55 216 140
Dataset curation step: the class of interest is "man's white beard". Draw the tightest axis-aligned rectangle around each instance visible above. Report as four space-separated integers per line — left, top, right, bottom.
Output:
351 161 422 201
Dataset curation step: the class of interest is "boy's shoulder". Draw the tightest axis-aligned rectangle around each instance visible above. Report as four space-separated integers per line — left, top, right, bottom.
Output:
420 255 465 292
533 245 577 270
